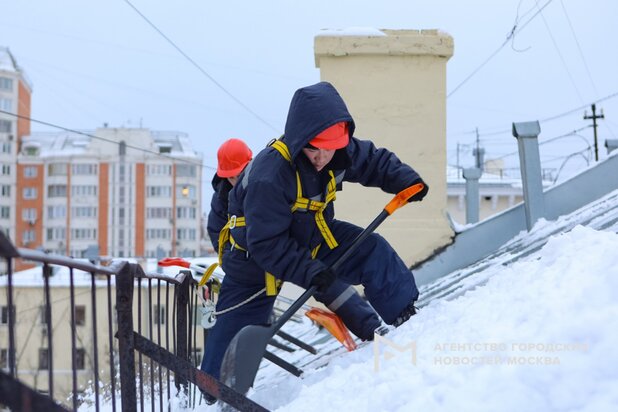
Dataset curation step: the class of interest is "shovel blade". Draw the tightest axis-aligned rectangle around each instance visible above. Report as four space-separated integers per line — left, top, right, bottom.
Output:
220 323 275 394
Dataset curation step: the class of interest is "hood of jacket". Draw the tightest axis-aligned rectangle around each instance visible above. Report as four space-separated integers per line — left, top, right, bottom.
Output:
282 82 356 160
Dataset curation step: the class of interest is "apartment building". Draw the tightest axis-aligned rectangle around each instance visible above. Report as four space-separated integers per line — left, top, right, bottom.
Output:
1 47 203 271
16 128 203 263
1 47 32 253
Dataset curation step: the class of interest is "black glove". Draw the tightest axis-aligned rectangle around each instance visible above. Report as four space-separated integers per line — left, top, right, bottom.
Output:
310 268 336 292
408 180 429 202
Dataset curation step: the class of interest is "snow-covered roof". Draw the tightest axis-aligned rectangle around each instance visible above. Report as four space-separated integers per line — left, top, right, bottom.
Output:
20 128 202 159
245 186 618 411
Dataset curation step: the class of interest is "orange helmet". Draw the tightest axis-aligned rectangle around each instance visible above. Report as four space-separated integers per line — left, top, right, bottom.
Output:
216 138 253 178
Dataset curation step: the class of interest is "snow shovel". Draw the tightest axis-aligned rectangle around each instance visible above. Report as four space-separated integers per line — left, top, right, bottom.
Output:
220 182 425 395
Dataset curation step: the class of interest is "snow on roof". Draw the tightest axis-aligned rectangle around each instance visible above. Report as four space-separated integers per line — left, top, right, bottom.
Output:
316 27 386 37
247 188 618 411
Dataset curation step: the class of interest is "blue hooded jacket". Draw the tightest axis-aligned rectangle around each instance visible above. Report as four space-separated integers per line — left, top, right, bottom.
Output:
224 82 423 288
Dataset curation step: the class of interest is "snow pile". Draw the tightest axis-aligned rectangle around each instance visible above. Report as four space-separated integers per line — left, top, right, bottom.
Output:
252 225 618 411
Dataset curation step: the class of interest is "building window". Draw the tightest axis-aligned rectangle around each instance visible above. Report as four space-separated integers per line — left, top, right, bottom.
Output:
71 164 98 175
153 305 166 325
23 187 37 199
146 229 171 240
1 164 10 176
1 142 11 153
74 306 86 326
39 349 49 370
76 348 86 370
24 166 37 178
70 228 97 240
0 97 12 112
0 119 12 133
147 164 172 175
0 77 13 91
71 206 97 218
71 185 97 197
147 186 172 198
47 205 66 219
48 185 67 198
176 164 196 177
0 348 7 369
39 306 50 326
0 206 9 219
158 145 172 154
48 163 67 176
1 305 15 325
177 185 196 199
23 146 39 156
22 208 37 221
176 207 197 219
22 230 35 244
1 185 9 197
177 228 196 241
147 207 172 219
46 227 66 241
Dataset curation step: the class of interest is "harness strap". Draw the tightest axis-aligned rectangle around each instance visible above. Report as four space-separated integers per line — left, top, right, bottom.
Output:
217 215 246 265
272 141 339 249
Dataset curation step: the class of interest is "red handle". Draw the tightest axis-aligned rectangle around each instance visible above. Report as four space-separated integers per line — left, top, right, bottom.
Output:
157 257 191 268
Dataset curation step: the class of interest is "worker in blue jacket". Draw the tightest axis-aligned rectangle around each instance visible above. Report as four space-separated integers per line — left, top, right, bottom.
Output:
200 82 428 389
207 138 384 336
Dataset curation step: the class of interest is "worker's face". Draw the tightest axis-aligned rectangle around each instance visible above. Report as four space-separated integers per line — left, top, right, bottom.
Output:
302 147 335 172
227 176 239 186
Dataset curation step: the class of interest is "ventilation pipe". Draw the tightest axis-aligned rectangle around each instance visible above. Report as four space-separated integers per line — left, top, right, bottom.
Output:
463 167 482 224
513 121 545 231
605 139 618 155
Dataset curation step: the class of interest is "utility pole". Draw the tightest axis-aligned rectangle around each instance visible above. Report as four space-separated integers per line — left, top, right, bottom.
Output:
472 127 485 170
584 103 604 161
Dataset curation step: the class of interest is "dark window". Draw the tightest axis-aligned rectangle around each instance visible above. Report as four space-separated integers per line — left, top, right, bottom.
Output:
1 305 15 324
153 305 166 325
39 349 49 370
39 306 49 326
75 306 86 326
0 348 7 369
76 348 86 370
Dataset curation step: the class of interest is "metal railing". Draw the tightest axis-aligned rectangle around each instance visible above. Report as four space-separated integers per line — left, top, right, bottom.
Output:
0 231 216 411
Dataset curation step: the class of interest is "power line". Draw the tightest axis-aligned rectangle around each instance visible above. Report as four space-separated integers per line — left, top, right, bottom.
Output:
559 0 599 98
534 0 585 104
122 0 280 134
0 109 215 171
447 0 554 98
462 90 618 139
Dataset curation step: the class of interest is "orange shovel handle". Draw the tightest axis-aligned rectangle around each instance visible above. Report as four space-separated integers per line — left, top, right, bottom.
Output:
384 182 425 215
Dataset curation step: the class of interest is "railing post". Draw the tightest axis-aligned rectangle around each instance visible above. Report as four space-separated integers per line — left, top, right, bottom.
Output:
116 262 137 412
175 271 191 398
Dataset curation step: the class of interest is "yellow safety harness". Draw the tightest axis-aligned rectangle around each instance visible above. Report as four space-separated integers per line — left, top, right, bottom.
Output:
200 139 339 296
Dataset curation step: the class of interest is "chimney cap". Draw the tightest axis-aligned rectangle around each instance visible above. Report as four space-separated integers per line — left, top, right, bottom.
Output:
512 121 541 138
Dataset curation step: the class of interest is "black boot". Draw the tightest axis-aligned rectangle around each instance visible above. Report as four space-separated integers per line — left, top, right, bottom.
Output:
393 302 418 327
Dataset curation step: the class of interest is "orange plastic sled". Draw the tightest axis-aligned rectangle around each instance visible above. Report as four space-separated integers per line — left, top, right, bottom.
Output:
305 308 357 351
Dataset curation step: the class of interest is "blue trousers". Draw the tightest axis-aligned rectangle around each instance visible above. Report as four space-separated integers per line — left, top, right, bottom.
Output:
200 219 418 379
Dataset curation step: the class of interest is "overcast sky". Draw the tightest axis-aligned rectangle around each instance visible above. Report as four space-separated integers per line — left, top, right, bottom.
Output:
1 0 617 207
